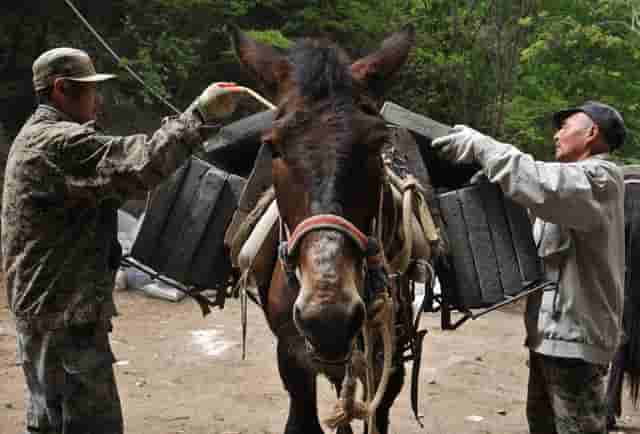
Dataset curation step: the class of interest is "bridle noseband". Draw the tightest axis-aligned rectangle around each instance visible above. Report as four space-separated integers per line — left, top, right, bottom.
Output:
278 213 389 309
288 214 369 257
278 213 389 366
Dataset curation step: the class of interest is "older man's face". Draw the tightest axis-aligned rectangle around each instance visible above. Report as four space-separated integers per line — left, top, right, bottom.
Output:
553 112 595 162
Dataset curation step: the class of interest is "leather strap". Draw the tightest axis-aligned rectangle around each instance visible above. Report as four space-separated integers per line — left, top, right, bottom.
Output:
287 214 369 257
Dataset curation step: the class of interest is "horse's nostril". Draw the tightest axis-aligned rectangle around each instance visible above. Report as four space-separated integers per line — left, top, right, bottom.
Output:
292 297 366 361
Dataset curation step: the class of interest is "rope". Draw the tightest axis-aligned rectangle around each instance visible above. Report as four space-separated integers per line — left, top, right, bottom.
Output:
63 0 182 114
64 0 279 115
384 165 441 274
323 294 395 434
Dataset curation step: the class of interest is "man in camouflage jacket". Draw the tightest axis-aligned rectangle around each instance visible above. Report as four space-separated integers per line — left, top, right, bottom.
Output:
2 47 236 434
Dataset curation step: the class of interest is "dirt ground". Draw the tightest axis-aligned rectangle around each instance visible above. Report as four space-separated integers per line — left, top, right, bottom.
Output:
2 290 640 434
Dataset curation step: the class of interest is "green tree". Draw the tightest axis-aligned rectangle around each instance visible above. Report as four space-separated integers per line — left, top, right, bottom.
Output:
507 0 640 161
1 0 638 163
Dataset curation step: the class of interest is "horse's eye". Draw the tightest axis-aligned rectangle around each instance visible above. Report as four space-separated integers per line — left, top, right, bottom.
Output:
360 104 379 116
358 96 380 116
263 138 282 159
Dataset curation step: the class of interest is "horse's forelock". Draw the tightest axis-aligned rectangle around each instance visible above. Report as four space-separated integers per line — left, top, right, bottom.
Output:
288 39 354 103
279 39 375 216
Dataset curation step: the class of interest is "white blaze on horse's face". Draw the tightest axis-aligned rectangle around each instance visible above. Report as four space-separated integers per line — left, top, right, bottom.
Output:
297 232 361 305
232 24 415 361
292 230 365 359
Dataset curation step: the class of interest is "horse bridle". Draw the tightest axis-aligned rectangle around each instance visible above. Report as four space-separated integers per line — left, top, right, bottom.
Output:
279 214 388 293
278 213 390 366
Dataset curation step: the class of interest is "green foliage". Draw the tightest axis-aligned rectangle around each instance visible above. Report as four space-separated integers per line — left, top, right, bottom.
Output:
1 0 639 163
509 0 640 160
119 14 200 105
245 30 291 49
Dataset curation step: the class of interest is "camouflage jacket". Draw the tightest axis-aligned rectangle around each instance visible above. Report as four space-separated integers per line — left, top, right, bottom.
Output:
2 105 202 331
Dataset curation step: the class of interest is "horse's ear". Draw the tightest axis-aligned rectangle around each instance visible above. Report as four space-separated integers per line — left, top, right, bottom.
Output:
350 24 415 93
229 26 291 95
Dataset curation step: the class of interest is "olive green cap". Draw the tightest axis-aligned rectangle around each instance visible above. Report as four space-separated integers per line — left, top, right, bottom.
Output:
32 47 116 91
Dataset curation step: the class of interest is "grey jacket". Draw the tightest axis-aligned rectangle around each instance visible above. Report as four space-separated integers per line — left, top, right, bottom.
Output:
474 140 624 365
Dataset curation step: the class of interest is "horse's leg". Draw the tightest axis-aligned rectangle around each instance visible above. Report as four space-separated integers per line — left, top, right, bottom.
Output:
606 343 626 428
368 363 405 434
277 338 324 434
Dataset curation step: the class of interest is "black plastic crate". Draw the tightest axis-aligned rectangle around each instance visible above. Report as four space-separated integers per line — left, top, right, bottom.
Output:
130 157 246 290
437 182 542 310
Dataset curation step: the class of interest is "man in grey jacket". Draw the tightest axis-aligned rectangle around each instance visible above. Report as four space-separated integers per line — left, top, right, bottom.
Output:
432 101 626 434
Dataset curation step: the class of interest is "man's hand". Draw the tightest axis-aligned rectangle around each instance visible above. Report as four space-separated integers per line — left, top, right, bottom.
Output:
189 82 244 122
431 125 481 164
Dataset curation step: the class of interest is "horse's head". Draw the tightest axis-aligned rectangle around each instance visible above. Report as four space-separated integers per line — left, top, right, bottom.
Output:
232 25 414 362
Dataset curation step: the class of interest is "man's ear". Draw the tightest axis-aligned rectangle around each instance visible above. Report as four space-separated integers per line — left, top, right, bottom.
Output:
53 78 66 96
587 123 600 142
587 123 610 153
50 78 73 112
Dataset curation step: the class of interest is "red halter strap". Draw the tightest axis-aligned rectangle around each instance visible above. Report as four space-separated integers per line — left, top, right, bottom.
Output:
287 214 369 257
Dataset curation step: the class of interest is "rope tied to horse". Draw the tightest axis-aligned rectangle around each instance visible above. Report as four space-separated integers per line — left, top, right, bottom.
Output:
323 292 396 432
326 164 440 432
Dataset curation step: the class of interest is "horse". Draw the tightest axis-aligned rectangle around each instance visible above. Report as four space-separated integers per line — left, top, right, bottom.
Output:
607 166 640 428
230 25 418 434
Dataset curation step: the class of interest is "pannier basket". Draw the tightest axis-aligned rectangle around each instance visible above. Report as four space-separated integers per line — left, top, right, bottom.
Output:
436 181 544 315
128 157 246 308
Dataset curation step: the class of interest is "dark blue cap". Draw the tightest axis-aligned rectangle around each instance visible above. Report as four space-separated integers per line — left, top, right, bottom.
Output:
552 101 626 150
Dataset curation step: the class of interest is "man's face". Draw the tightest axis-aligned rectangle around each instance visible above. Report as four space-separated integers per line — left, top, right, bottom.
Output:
553 112 594 162
54 79 99 124
68 82 99 124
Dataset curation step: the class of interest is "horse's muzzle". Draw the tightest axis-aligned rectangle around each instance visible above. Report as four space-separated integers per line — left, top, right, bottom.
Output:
293 298 366 362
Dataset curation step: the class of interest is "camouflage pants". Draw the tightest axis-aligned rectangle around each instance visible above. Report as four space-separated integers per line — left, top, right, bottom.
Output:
16 321 123 434
527 351 608 434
